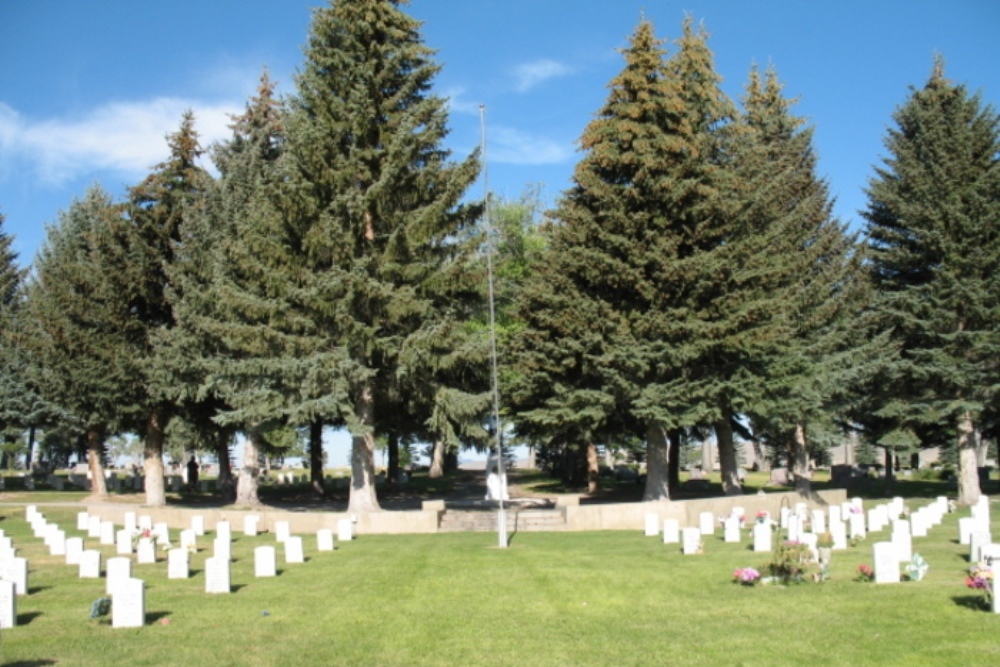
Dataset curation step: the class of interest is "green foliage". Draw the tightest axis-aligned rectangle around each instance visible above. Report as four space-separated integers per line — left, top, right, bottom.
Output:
765 540 822 584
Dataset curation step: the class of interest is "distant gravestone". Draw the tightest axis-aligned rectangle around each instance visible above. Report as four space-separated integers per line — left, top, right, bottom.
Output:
244 516 260 537
215 521 231 542
112 577 145 628
116 530 133 556
681 527 701 555
723 517 741 543
49 529 67 556
76 511 90 531
136 538 156 564
138 515 152 531
99 521 116 546
0 579 15 628
811 509 826 535
891 521 913 563
87 515 102 538
970 531 992 564
79 550 102 579
168 548 189 579
337 519 354 542
106 556 132 596
873 542 900 584
752 522 772 553
124 511 137 533
849 511 866 540
0 557 27 595
959 517 975 545
65 537 84 565
830 520 848 550
910 510 928 538
829 505 842 525
180 529 197 551
275 521 291 543
254 546 276 578
205 556 231 594
317 529 336 552
154 522 171 546
698 512 714 536
787 515 802 543
284 536 305 564
644 513 659 537
214 536 231 563
662 520 680 545
191 515 205 537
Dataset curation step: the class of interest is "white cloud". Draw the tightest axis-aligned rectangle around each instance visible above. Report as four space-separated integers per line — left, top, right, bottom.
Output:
0 98 241 186
489 125 572 165
510 59 572 93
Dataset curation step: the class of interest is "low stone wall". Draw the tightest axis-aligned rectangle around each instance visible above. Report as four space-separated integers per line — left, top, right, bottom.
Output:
85 488 846 536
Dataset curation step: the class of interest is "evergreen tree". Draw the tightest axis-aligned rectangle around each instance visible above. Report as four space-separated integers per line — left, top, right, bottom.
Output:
123 111 213 506
277 0 481 512
863 58 1000 506
21 187 139 496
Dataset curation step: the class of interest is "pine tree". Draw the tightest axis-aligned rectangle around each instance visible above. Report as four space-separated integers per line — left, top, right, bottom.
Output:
863 58 1000 506
22 187 141 496
269 0 480 512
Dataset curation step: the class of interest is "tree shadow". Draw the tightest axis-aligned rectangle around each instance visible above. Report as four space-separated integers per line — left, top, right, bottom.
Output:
231 584 246 593
951 594 990 612
15 611 41 625
1 660 57 666
26 586 51 595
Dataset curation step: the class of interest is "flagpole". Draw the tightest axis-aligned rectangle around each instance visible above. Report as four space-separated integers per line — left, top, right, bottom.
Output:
479 103 507 549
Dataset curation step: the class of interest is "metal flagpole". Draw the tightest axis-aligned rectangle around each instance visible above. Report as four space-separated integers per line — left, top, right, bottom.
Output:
479 104 507 549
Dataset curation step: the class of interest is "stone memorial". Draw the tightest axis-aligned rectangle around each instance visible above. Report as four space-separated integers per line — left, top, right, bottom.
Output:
205 556 231 594
811 509 826 534
787 515 802 543
970 531 992 564
215 520 231 542
849 512 866 540
112 577 145 629
644 513 659 537
79 550 102 579
100 521 116 546
254 546 276 577
124 511 137 533
138 515 153 531
244 515 260 537
317 529 336 552
106 556 132 596
959 517 975 545
87 515 102 538
337 518 354 542
168 548 189 579
873 542 900 584
49 529 67 556
723 517 741 543
214 536 231 563
829 505 842 526
0 557 27 595
116 529 133 556
180 529 197 551
284 536 305 564
275 521 291 543
661 520 679 545
891 520 912 562
154 522 171 546
136 538 156 564
682 527 702 555
191 515 205 537
698 512 714 536
830 520 848 550
0 579 15 629
779 507 791 529
752 522 772 553
76 511 90 531
65 537 84 565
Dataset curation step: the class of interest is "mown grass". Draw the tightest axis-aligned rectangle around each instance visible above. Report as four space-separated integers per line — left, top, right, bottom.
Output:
0 494 997 666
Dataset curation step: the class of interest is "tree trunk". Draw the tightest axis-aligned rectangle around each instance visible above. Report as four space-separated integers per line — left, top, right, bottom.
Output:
716 413 742 496
235 426 262 507
792 423 811 495
309 420 325 497
215 435 235 502
143 406 169 507
667 428 681 499
956 410 981 506
85 426 109 498
883 448 896 495
387 432 399 486
753 439 770 472
429 439 445 478
24 425 36 471
974 429 988 467
586 440 600 494
701 437 714 473
348 383 381 513
642 421 670 502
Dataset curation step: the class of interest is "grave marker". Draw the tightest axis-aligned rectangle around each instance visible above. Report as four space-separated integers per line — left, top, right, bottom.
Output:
112 578 145 628
873 542 900 584
79 550 102 579
136 538 156 564
682 527 702 555
644 513 659 537
106 557 132 596
0 579 15 629
661 520 679 545
698 512 714 536
116 530 133 556
244 516 260 537
168 548 189 579
65 537 84 565
337 518 353 542
205 556 231 594
752 522 772 553
0 557 27 595
284 536 305 564
317 529 336 552
254 546 276 577
275 521 291 543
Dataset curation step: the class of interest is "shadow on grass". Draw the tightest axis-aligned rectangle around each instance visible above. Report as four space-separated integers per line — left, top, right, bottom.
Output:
952 594 991 612
146 610 171 623
26 587 50 595
15 611 41 625
1 660 56 667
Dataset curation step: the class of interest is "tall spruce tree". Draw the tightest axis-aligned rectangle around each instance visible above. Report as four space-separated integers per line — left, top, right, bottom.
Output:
863 58 1000 506
732 66 873 493
277 0 481 512
122 111 213 506
22 187 141 496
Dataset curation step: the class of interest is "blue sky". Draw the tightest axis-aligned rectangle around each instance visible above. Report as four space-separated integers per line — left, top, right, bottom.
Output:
2 0 999 269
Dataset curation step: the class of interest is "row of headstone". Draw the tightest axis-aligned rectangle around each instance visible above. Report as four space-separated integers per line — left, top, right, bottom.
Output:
871 496 951 584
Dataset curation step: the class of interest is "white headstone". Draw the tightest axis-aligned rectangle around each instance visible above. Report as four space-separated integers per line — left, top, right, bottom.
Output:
752 522 772 553
116 530 133 556
723 517 741 543
644 513 659 537
873 542 900 584
214 536 231 563
205 556 230 594
779 507 790 529
48 528 67 556
136 538 156 564
180 529 197 551
787 515 802 543
830 519 848 550
337 518 353 542
124 511 137 533
849 512 866 540
254 546 276 577
800 532 819 560
65 537 84 565
79 550 102 579
970 531 993 564
138 515 153 531
0 579 15 629
829 505 842 525
811 509 826 534
910 510 928 538
191 515 204 537
0 557 27 595
317 529 336 552
244 515 260 537
698 512 715 536
959 517 975 545
891 520 912 562
76 511 90 531
215 521 231 542
682 527 701 555
106 556 132 596
112 577 145 628
99 521 116 546
275 521 291 543
87 515 102 538
662 519 680 545
154 522 171 546
168 548 189 579
284 536 304 564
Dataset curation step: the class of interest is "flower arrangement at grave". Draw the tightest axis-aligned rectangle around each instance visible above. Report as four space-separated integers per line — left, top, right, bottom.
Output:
90 597 111 620
755 510 772 526
965 563 993 608
733 567 761 586
904 554 928 582
131 528 153 549
855 564 874 582
764 540 822 584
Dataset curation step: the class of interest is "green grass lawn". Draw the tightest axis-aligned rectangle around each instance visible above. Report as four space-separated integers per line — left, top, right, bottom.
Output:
0 495 997 666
